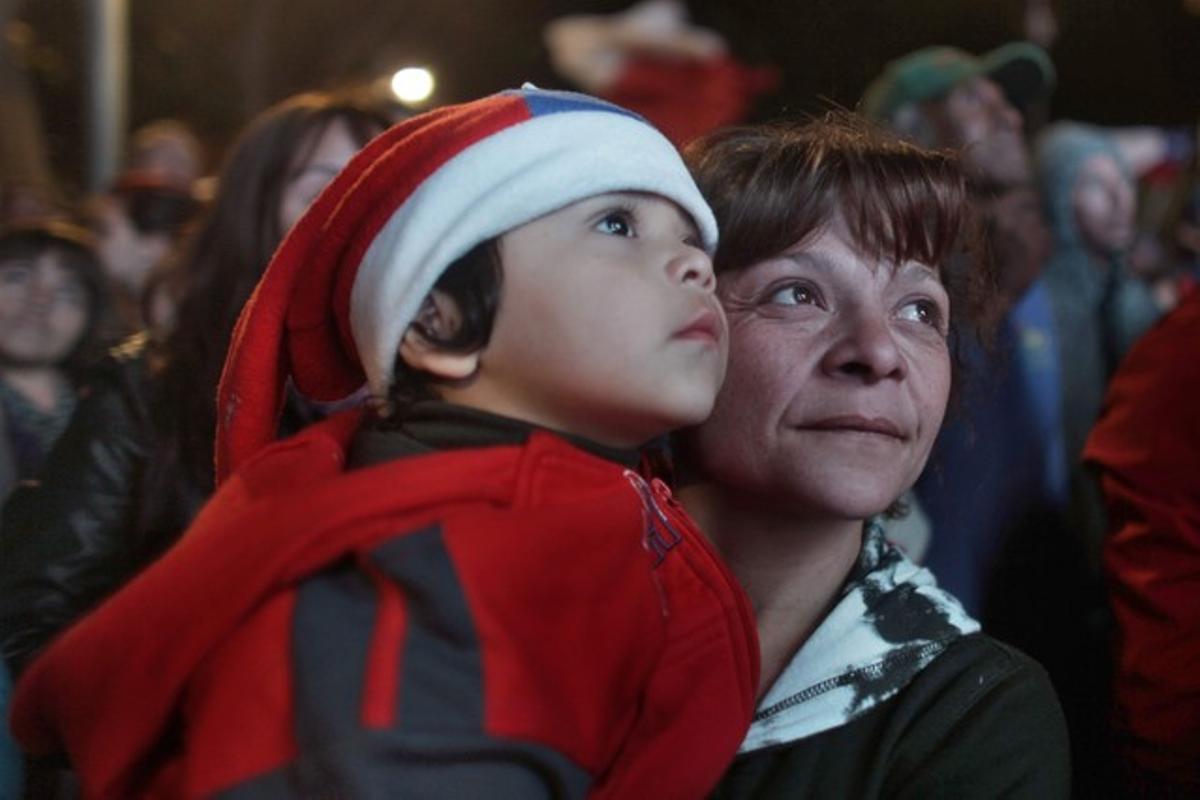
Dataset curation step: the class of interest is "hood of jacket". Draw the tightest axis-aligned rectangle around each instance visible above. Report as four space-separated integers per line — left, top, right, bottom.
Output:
740 520 980 752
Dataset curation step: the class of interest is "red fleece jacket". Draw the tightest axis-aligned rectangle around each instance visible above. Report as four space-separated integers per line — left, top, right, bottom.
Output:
12 411 758 799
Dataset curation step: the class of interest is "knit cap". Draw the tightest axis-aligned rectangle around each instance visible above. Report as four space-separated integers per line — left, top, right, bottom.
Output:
215 86 718 482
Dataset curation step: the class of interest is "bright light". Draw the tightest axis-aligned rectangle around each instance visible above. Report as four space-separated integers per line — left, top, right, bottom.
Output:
391 67 435 105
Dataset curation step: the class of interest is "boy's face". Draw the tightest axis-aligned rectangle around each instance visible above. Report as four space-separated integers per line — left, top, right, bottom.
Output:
466 191 727 447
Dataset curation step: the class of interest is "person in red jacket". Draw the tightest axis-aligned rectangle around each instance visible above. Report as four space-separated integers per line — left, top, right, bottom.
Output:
10 86 758 799
1083 288 1200 795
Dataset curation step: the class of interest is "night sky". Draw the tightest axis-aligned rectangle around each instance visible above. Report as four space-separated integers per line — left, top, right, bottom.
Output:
14 0 1200 189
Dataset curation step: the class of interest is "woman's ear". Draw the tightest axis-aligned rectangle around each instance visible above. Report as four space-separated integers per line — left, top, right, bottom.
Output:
397 291 480 380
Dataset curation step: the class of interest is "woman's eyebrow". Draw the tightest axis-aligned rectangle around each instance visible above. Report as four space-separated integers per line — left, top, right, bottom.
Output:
780 250 837 274
895 260 942 282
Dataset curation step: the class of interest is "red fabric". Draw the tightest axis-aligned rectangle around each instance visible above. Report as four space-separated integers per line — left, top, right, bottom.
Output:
1083 291 1200 790
605 55 779 149
12 412 758 799
215 96 531 484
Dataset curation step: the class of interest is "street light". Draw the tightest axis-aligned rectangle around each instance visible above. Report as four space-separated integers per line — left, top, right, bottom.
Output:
390 67 435 107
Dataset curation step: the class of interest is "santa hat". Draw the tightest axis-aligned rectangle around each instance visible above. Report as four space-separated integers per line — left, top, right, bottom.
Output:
215 86 718 483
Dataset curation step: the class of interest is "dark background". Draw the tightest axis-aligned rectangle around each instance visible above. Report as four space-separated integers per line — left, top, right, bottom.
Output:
13 0 1200 188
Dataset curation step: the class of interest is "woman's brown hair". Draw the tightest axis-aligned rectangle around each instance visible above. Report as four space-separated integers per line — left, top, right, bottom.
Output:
684 111 999 341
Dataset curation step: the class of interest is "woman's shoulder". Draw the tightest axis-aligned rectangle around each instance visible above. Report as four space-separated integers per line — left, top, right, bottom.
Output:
719 634 1070 799
867 632 1070 797
900 633 1065 728
884 633 1070 793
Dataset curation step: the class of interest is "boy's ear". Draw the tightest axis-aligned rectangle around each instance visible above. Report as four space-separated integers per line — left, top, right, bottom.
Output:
398 291 480 380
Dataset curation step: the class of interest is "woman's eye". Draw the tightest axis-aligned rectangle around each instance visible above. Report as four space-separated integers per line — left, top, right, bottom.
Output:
596 211 635 238
898 298 945 330
767 282 819 307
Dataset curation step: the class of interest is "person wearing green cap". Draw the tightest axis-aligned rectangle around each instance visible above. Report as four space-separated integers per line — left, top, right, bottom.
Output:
862 42 1054 189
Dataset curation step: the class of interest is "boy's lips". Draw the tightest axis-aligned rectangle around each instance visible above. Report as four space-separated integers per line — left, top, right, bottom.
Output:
673 308 724 344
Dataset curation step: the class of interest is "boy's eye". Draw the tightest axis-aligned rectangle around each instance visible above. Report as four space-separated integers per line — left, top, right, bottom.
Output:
767 282 820 307
897 298 945 331
596 211 635 238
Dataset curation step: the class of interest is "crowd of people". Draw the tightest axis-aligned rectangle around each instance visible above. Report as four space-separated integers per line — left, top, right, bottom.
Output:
0 1 1198 797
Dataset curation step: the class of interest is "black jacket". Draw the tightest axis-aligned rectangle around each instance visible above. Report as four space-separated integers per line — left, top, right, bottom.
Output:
0 340 205 674
713 633 1071 799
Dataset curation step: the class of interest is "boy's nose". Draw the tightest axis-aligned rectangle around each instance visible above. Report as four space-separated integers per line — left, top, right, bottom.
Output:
666 246 716 292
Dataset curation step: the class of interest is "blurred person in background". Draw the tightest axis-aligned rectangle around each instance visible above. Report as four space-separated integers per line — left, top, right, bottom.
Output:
0 91 389 676
88 119 207 336
89 171 201 336
124 118 206 195
0 220 109 502
1034 122 1162 563
1083 283 1200 797
544 0 778 148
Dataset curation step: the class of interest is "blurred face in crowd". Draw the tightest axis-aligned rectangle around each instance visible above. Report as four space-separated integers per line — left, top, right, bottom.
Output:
133 136 202 189
1072 153 1135 255
277 118 363 236
0 248 89 368
94 195 171 293
688 213 951 520
929 76 1030 187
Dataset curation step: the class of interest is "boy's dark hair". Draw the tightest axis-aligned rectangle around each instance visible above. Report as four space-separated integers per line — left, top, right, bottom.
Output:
385 238 503 411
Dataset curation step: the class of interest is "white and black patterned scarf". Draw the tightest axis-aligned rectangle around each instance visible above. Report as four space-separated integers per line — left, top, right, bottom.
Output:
741 519 980 752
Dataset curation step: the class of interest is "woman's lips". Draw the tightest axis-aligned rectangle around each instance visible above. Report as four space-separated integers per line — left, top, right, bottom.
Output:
799 415 906 440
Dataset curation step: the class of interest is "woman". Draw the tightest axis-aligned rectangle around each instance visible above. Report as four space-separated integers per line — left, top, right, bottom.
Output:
681 115 1071 796
0 92 389 673
0 220 109 499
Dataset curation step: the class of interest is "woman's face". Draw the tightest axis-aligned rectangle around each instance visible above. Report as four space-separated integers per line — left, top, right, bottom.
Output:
0 247 89 367
1072 153 1135 254
689 214 952 520
276 117 364 237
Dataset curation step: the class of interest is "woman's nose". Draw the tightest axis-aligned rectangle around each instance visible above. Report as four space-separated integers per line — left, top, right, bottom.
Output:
819 308 906 382
666 245 716 292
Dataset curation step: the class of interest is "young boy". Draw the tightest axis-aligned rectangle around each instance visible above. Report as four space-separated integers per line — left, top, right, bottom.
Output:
10 88 758 798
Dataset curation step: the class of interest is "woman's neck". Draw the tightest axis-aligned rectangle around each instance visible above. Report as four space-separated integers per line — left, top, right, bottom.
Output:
679 482 864 699
1 367 67 414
